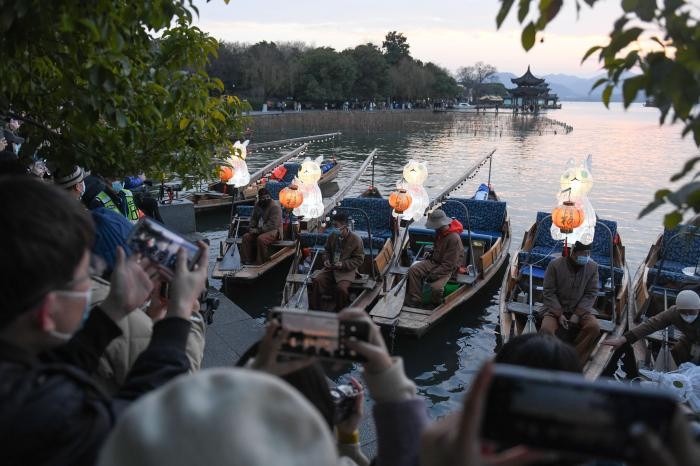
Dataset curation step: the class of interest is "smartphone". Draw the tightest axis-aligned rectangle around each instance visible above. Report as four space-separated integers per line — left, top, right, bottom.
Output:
126 217 201 280
268 308 370 362
481 364 677 461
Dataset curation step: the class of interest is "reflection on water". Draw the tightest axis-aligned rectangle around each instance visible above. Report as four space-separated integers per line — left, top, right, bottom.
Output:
201 102 698 417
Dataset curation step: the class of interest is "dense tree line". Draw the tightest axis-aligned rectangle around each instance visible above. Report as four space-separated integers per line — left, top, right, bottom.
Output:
207 32 462 108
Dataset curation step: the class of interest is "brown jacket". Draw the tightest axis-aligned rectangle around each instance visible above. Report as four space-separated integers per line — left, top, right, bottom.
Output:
625 305 700 344
542 256 599 317
324 231 365 282
250 200 283 236
426 232 464 279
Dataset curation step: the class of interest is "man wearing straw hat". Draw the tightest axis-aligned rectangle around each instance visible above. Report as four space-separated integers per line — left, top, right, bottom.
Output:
405 209 464 308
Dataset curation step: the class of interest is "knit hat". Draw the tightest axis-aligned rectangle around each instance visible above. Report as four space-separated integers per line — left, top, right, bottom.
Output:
98 368 339 466
53 165 88 189
676 290 700 311
425 209 451 229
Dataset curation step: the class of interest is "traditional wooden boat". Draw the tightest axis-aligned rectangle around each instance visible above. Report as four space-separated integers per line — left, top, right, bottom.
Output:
628 224 700 372
280 154 407 312
212 149 375 285
370 150 511 337
187 132 343 212
498 212 630 379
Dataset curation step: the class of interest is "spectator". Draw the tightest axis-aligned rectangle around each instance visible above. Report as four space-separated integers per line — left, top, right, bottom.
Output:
0 176 208 466
495 333 581 373
100 309 428 466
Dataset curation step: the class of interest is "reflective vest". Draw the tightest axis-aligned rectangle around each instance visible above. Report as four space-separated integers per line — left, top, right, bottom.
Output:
96 189 140 223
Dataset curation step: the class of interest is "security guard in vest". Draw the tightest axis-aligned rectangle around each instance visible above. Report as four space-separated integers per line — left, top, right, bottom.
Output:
87 176 142 223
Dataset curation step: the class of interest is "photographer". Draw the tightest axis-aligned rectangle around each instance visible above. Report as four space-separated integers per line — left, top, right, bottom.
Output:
0 177 209 466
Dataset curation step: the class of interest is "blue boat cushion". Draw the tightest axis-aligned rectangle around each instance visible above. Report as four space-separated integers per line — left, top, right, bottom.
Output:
281 163 301 183
338 197 394 239
519 262 624 289
299 231 386 256
408 226 495 249
442 197 506 239
236 205 253 217
647 226 700 286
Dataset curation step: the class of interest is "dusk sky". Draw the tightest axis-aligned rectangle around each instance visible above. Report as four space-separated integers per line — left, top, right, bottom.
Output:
194 0 625 77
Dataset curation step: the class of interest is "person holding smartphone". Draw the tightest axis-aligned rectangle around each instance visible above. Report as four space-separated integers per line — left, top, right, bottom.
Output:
309 212 364 311
539 240 600 364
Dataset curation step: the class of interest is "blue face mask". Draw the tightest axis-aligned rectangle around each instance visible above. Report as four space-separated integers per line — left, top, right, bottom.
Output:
49 289 93 341
112 181 124 192
575 255 590 266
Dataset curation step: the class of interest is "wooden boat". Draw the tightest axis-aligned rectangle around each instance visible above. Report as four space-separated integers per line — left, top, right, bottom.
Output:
628 224 700 372
187 132 343 212
212 149 375 285
498 212 630 380
281 152 407 312
370 150 511 337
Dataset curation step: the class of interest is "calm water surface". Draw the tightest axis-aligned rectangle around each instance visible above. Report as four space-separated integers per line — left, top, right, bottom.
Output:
200 102 698 417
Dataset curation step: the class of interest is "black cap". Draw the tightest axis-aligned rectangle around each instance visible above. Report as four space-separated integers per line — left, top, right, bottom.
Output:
572 241 591 253
258 187 271 197
332 212 349 224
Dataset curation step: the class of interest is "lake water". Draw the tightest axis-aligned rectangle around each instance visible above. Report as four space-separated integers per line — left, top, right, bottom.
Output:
199 102 699 417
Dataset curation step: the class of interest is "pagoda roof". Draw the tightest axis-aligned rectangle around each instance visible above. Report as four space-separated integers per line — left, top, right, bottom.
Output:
511 66 545 86
507 84 549 96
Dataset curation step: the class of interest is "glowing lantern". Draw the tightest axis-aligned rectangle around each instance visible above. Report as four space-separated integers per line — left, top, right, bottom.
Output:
552 201 584 234
279 185 304 210
389 189 412 214
219 166 233 182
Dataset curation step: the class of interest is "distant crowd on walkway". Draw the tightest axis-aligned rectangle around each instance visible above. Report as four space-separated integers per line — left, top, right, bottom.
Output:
0 117 698 466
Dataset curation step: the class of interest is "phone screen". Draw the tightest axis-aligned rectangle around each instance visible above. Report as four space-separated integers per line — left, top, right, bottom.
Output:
482 364 677 461
126 218 201 280
269 308 369 362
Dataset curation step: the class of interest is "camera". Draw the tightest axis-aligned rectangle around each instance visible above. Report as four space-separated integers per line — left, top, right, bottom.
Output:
330 384 361 424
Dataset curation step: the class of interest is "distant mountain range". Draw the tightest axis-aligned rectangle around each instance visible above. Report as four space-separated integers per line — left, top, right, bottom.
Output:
490 71 643 102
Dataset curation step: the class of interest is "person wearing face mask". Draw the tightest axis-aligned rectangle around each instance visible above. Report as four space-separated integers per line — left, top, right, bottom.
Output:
92 176 141 223
605 289 700 364
539 240 600 364
309 212 365 311
240 187 283 265
53 165 89 199
0 176 209 466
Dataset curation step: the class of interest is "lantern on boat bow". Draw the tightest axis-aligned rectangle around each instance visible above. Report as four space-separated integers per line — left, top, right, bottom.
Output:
389 188 412 215
226 140 251 187
219 166 234 183
551 200 584 234
279 184 304 210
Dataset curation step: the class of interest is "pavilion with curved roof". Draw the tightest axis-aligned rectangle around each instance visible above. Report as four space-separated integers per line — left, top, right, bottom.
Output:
503 66 560 113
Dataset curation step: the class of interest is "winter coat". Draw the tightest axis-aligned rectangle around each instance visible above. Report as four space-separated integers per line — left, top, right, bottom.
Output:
0 308 191 466
324 231 365 282
542 256 599 317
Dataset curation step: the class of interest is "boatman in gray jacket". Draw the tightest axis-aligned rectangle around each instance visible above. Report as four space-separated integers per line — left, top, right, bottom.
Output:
539 241 600 365
605 289 700 364
241 188 283 265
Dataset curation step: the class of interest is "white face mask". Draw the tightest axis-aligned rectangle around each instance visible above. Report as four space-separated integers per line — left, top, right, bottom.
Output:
49 289 92 341
680 312 699 324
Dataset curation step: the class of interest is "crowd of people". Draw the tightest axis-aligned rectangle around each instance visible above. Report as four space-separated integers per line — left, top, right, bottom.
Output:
0 127 699 465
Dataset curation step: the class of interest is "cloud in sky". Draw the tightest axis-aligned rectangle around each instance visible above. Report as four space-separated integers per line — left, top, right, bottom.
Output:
193 0 624 77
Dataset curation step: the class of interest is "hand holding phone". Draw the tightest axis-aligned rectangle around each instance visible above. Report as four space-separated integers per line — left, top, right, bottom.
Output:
268 308 371 362
338 308 392 373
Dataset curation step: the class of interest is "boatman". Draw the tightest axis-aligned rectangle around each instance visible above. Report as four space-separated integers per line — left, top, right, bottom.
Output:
405 209 464 308
308 212 364 311
604 289 700 364
539 241 600 364
240 188 283 265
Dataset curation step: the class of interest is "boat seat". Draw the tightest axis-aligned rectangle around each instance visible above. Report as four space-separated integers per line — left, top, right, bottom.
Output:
408 227 496 248
286 272 375 290
225 238 295 248
506 302 616 332
442 197 507 239
339 197 394 240
390 265 410 275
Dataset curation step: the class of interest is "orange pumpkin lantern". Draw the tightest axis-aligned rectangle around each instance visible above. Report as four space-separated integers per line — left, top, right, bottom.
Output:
389 189 412 214
219 166 234 182
279 185 304 210
552 201 584 234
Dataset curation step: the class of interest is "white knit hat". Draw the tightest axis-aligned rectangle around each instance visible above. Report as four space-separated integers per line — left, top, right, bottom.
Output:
676 290 700 310
98 368 339 466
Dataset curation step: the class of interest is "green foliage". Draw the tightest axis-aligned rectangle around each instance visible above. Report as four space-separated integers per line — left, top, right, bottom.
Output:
344 44 390 101
496 0 700 228
382 31 411 66
0 0 250 182
298 48 358 102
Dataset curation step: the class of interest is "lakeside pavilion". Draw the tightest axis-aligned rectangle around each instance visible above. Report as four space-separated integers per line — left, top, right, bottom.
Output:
503 66 559 113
